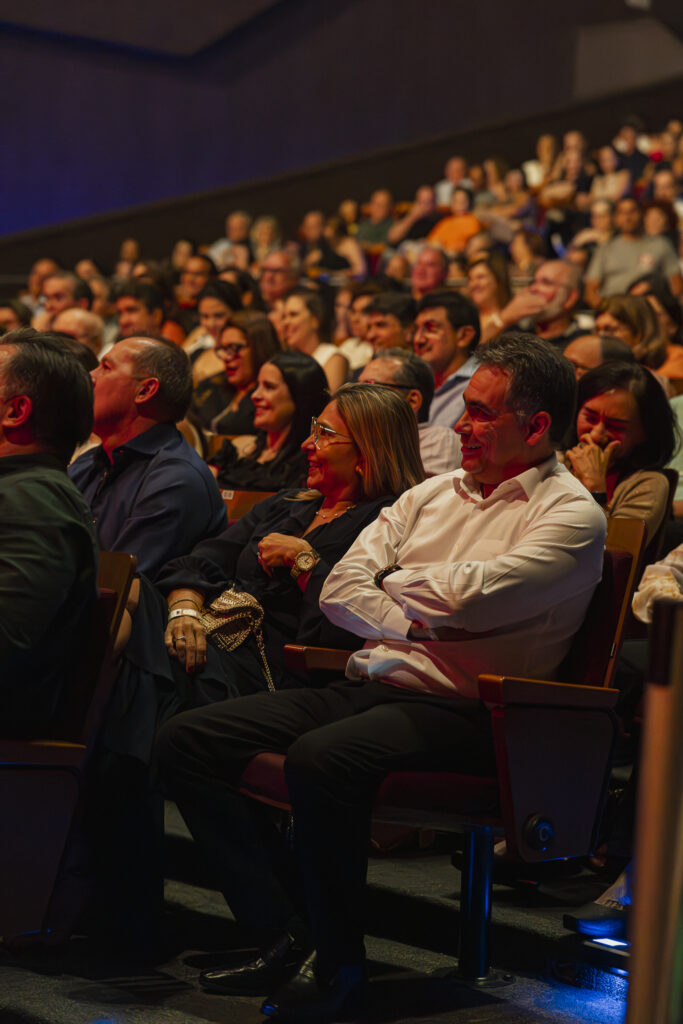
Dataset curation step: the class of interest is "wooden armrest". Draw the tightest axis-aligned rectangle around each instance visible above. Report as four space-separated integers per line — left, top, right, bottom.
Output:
477 674 619 709
284 644 353 673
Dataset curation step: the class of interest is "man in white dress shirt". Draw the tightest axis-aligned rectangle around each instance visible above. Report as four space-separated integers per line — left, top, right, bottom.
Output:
156 333 606 1022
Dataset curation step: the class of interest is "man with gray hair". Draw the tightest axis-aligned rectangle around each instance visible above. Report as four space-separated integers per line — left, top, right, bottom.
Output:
69 335 225 581
481 259 587 349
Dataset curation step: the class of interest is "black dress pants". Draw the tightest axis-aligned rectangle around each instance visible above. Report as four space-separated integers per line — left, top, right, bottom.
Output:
155 677 495 975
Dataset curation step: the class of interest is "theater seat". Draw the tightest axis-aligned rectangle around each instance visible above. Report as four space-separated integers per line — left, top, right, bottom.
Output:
237 517 646 980
0 551 136 941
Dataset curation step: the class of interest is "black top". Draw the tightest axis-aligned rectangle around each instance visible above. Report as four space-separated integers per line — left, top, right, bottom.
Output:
108 490 396 761
0 452 99 737
211 436 309 492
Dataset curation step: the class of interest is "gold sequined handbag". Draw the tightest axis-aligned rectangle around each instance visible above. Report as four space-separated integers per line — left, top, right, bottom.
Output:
199 587 275 691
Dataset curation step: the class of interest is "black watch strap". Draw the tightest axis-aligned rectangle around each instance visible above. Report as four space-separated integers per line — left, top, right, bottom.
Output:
374 562 402 589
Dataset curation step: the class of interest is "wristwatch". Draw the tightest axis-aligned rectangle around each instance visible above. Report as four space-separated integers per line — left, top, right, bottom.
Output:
291 549 319 580
374 562 402 589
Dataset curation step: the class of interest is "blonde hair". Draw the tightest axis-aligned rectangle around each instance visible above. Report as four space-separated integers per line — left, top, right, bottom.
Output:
334 382 425 499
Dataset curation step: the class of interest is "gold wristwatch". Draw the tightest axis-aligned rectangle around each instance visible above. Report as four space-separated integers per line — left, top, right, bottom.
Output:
291 549 319 580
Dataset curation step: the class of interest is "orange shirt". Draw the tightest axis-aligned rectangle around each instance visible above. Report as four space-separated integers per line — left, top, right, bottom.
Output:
428 213 482 253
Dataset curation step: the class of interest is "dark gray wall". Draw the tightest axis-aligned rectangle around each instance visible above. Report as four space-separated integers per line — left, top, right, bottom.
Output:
0 0 642 237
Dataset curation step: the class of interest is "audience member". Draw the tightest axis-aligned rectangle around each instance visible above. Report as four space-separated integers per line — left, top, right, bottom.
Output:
209 350 327 492
434 155 471 205
115 280 182 348
207 210 253 270
183 280 243 377
359 348 461 474
387 186 442 246
21 257 60 313
69 336 225 580
365 293 416 353
260 250 300 308
35 271 93 330
563 334 635 379
52 308 105 359
466 251 511 332
564 360 677 543
428 188 482 254
282 289 348 392
355 190 395 248
584 197 682 306
482 260 584 348
0 330 98 737
0 299 32 333
156 334 606 1019
176 254 217 332
413 289 480 428
410 245 449 300
193 310 281 433
595 294 668 371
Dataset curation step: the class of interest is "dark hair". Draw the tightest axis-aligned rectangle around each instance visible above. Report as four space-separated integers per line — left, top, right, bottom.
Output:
190 253 217 276
114 280 164 314
0 299 32 328
0 329 93 464
128 337 193 421
287 288 332 343
574 361 677 472
452 186 474 210
597 294 667 368
365 293 417 328
377 347 435 422
598 335 636 364
627 274 683 345
417 288 481 350
52 332 99 372
46 271 93 309
197 279 242 313
477 331 577 445
221 310 281 377
265 350 328 450
218 268 266 311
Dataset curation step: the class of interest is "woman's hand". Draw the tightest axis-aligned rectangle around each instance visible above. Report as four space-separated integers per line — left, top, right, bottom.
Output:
565 435 620 493
165 613 207 673
257 533 313 576
165 588 206 674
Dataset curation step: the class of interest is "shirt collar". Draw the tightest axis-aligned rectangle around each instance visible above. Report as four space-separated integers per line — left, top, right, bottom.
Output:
435 354 479 393
453 453 559 505
105 421 178 459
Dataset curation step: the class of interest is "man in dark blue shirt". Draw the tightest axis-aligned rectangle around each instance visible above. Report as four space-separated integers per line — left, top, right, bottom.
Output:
69 335 225 581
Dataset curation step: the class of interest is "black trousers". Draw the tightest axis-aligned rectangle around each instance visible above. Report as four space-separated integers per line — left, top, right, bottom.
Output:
155 678 495 974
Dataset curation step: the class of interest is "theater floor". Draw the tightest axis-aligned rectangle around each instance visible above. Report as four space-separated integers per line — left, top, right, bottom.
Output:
0 804 628 1024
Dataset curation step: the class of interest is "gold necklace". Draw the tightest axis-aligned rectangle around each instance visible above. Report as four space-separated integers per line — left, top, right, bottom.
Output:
315 503 356 521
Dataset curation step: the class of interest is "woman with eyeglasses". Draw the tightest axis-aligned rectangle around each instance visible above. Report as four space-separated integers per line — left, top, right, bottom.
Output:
190 309 281 432
113 384 424 765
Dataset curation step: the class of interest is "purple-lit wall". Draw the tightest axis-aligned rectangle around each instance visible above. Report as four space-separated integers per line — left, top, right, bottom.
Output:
0 0 634 236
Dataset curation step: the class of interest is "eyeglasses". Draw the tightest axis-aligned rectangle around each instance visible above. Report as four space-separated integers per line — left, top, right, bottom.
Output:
216 342 249 359
309 416 354 448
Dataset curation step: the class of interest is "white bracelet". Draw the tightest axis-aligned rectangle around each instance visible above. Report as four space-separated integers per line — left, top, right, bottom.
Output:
168 608 202 622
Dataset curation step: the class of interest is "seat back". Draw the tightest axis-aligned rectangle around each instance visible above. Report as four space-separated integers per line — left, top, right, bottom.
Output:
222 489 276 521
557 516 646 690
49 551 137 746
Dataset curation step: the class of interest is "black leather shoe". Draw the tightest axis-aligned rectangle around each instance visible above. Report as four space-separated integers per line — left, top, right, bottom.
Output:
260 951 366 1021
200 933 306 996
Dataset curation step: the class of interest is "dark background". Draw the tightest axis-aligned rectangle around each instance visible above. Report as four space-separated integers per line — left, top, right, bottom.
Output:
0 0 681 276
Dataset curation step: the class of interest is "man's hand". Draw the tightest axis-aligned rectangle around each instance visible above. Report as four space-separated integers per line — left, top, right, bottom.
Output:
257 533 313 575
500 290 548 325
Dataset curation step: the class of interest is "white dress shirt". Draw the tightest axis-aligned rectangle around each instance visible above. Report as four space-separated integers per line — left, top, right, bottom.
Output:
320 455 606 700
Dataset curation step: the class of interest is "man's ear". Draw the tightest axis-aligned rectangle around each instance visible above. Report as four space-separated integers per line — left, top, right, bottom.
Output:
134 377 160 406
456 325 475 351
524 410 552 446
563 288 579 312
1 394 33 429
405 388 423 417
